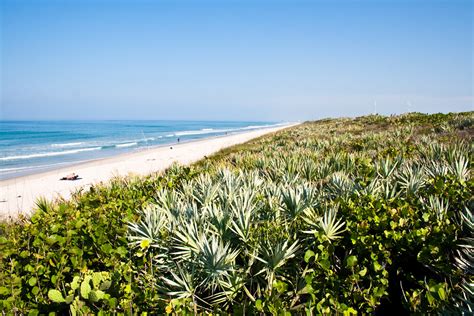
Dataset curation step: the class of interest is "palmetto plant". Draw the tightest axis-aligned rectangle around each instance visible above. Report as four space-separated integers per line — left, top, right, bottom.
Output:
424 160 450 178
452 206 474 313
3 112 474 315
229 190 257 245
192 174 220 207
357 177 382 197
122 112 473 314
450 155 470 183
427 195 449 221
255 240 299 293
280 186 311 220
455 207 474 273
282 155 300 176
301 159 319 181
327 171 354 198
195 235 239 291
376 157 400 179
172 219 204 262
207 204 232 238
397 164 426 196
380 179 400 200
319 206 346 242
127 205 168 249
161 267 199 305
418 142 445 161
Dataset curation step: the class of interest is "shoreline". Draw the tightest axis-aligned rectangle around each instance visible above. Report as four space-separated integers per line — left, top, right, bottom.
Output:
0 122 290 181
0 127 267 181
0 123 298 219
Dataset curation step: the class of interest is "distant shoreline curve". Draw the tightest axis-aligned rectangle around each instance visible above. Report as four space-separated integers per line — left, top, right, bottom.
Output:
0 123 299 219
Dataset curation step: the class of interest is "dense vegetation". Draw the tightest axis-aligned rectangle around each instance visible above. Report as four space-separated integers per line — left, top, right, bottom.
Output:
0 112 472 315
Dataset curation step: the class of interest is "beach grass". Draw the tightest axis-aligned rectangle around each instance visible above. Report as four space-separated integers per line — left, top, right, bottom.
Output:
0 112 473 314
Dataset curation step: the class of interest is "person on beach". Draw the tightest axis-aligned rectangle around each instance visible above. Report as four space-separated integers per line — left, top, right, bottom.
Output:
60 173 79 181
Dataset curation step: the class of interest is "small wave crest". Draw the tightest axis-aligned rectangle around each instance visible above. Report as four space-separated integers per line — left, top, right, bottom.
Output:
0 147 102 161
115 142 138 148
51 142 83 148
0 166 31 172
170 124 285 137
0 161 84 173
174 128 218 136
237 123 287 131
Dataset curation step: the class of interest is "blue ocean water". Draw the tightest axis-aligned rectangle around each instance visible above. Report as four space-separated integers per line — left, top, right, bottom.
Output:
0 120 284 180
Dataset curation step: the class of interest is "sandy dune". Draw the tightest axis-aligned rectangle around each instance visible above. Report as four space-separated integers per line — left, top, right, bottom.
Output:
0 124 296 219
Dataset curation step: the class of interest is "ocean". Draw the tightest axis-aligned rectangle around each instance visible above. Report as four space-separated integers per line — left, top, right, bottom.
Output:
0 120 284 180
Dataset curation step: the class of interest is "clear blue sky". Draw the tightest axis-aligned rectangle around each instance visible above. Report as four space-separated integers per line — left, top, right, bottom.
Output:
1 0 472 121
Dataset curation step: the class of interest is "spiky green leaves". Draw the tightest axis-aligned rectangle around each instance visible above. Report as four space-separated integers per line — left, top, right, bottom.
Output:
127 204 168 249
319 207 346 242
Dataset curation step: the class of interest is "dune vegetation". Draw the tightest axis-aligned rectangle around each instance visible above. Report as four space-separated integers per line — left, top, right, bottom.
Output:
0 112 472 315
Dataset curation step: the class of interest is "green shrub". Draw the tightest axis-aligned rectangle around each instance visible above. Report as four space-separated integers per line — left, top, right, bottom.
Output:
0 111 472 314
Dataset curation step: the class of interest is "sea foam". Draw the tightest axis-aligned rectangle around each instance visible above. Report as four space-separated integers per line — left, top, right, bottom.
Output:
51 142 83 147
115 142 138 148
0 147 102 161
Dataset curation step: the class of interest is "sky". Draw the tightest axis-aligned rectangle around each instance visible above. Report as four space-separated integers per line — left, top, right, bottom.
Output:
0 0 472 121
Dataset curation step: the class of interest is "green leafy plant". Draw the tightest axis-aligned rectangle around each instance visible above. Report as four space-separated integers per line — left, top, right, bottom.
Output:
1 111 472 314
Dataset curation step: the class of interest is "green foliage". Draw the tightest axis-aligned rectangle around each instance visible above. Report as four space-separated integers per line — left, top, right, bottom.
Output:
0 111 473 314
0 170 194 313
46 271 117 315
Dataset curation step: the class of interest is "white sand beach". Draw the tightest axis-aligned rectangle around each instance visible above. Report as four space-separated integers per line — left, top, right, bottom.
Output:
0 124 296 219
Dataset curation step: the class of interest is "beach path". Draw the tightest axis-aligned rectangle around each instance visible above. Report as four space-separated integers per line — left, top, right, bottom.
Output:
0 124 296 219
